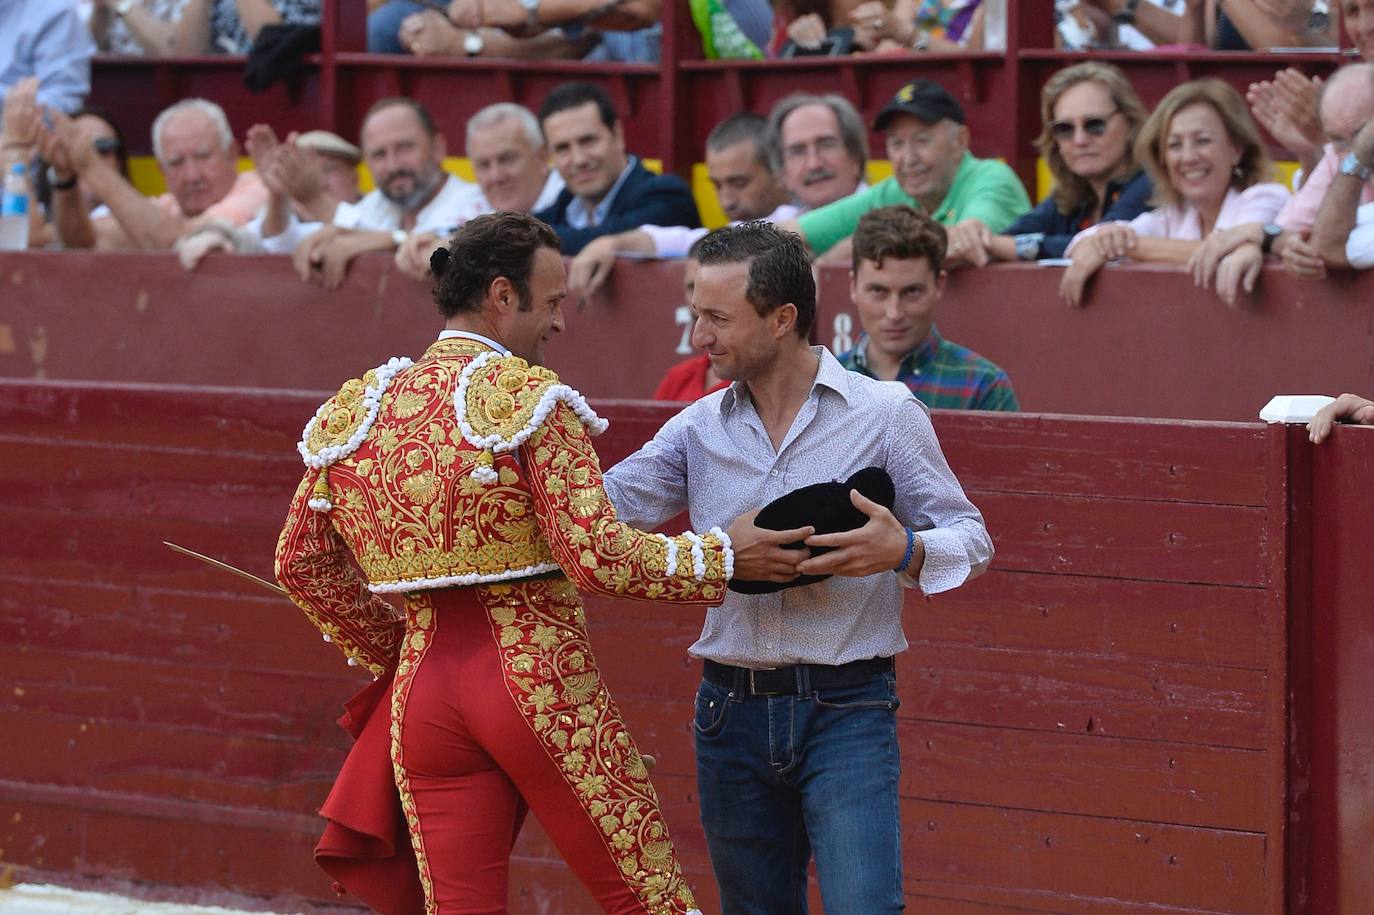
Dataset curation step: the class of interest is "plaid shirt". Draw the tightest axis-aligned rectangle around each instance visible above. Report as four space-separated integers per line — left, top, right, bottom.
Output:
836 327 1019 412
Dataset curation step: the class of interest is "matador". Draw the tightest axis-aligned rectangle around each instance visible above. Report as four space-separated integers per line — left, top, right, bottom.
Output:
273 213 790 914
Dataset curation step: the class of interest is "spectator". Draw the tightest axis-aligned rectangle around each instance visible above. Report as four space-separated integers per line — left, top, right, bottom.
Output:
292 97 484 288
565 112 798 300
1247 2 1370 179
768 93 868 210
1306 69 1374 270
837 205 1017 410
173 0 320 55
369 0 660 60
689 0 773 57
44 97 267 250
30 104 131 247
842 0 993 53
1183 0 1337 50
171 127 363 266
651 234 731 401
534 81 700 254
1061 78 1290 307
1308 392 1374 442
1068 0 1336 49
385 8 604 60
782 79 1030 260
0 0 94 118
1273 62 1374 277
965 61 1152 265
394 101 565 279
90 0 188 56
1074 0 1190 48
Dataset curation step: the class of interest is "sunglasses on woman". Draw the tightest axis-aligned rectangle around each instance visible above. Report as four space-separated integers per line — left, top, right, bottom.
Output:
1050 110 1121 141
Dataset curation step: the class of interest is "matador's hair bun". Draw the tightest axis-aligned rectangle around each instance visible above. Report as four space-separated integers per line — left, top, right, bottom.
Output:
429 246 451 276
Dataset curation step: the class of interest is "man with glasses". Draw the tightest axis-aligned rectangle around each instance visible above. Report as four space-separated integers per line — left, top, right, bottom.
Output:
769 93 869 211
780 80 1030 262
563 95 866 302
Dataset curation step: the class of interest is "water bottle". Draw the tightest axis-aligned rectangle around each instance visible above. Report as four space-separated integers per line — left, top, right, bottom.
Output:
0 162 31 251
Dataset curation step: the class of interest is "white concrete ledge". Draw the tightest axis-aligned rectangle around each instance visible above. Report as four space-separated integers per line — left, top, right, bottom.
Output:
0 886 297 915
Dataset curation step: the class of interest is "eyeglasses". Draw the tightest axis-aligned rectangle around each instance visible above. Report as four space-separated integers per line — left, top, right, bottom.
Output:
93 137 121 155
1049 110 1121 141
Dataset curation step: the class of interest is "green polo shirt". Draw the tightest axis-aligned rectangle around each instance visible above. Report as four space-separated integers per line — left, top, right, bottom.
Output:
797 152 1032 255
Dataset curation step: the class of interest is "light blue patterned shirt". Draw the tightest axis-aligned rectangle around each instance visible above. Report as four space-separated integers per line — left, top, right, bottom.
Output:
565 155 638 230
0 0 94 117
603 346 992 668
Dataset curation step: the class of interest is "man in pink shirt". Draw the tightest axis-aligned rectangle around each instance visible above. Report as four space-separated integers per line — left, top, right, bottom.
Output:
1276 63 1374 277
44 97 266 250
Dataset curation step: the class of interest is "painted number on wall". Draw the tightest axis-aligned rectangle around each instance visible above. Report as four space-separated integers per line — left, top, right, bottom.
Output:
831 312 853 354
675 305 694 355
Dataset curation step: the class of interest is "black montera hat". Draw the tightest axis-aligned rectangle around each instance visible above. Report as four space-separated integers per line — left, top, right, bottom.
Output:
874 79 966 131
729 467 896 595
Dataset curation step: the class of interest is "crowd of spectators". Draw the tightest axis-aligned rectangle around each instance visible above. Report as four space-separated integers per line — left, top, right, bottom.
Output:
2 0 1374 420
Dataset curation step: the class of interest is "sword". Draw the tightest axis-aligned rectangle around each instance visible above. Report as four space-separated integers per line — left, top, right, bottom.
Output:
163 541 287 596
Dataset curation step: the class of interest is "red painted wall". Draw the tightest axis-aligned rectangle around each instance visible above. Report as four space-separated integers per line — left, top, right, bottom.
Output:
3 252 1371 422
5 380 1370 911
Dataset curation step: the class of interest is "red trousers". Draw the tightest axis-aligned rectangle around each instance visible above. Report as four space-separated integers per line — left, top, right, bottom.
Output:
318 579 699 915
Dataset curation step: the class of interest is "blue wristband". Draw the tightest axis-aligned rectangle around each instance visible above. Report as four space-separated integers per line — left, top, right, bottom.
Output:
894 527 915 573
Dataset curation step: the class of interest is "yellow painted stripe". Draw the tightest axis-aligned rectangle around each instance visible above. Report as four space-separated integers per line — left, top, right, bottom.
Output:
128 155 1299 217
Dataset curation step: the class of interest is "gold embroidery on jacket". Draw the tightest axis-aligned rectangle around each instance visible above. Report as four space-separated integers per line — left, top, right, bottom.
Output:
480 580 698 914
390 594 437 914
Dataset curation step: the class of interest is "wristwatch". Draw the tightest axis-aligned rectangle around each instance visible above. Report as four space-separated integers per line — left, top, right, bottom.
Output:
463 31 484 55
390 228 408 248
46 166 78 191
114 0 138 16
1113 0 1140 25
1013 232 1044 261
1260 222 1282 255
518 0 540 30
1308 0 1330 32
1339 152 1372 182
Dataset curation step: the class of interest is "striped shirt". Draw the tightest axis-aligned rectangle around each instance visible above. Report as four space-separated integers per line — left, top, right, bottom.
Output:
837 327 1018 412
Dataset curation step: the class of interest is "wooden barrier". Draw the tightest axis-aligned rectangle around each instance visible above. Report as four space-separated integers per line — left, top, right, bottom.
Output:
3 377 1372 911
4 251 1372 421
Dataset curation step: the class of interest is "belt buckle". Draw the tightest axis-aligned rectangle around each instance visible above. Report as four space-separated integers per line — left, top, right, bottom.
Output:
749 667 780 696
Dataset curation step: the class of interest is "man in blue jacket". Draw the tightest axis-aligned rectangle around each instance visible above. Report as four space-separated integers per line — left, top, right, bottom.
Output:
536 81 700 254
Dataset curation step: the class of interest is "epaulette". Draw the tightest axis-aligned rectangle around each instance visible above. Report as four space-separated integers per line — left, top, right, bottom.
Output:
296 356 413 511
455 352 608 484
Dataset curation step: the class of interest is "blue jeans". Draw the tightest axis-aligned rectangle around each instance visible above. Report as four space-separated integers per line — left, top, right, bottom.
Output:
693 667 904 914
368 0 427 53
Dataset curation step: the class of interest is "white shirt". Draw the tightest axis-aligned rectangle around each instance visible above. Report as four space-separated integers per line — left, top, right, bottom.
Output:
334 173 486 235
1347 202 1374 269
249 172 565 253
639 202 804 259
1066 183 1292 253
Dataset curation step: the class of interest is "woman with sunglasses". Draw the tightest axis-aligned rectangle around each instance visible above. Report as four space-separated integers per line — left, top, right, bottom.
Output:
949 62 1152 267
1061 78 1290 307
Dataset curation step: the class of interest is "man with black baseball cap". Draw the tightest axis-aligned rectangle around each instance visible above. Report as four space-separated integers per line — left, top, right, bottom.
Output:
784 78 1030 259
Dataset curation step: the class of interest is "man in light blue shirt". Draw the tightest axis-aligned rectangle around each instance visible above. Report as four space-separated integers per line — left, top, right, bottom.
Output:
0 0 94 117
603 222 991 913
